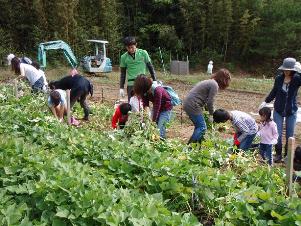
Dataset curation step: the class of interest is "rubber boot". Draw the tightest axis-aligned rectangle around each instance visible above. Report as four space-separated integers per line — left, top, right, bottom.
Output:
274 144 282 163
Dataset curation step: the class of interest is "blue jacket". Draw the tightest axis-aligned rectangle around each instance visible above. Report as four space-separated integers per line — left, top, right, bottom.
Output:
265 72 301 116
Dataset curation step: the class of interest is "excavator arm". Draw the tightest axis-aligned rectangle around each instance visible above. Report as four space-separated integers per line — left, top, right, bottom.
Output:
38 40 77 69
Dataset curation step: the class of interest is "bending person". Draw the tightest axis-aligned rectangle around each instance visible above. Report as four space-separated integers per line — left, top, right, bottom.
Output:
48 89 67 122
259 57 301 162
133 75 172 139
183 69 231 144
213 109 258 151
11 57 45 92
49 74 93 120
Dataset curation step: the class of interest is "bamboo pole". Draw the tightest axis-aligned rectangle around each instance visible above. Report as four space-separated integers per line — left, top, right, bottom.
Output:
14 80 18 99
286 137 295 197
66 89 71 125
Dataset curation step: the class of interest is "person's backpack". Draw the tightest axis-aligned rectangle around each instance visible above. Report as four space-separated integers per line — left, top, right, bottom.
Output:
151 81 181 106
21 57 32 65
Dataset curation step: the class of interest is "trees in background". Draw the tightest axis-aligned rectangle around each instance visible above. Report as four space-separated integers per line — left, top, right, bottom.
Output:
0 0 300 72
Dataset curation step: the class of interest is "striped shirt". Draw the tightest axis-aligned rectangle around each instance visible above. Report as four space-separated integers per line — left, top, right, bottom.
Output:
231 111 258 142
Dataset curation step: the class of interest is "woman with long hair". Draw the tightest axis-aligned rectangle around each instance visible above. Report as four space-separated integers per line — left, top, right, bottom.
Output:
11 57 45 92
183 68 231 144
133 75 172 139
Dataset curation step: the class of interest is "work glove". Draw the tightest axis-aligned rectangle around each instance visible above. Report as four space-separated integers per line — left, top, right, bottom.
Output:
258 102 267 110
119 89 125 98
233 133 240 146
152 80 162 87
208 115 214 123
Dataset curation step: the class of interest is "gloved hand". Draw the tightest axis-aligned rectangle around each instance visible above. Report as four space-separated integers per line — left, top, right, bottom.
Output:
233 133 240 146
153 80 162 86
119 89 125 98
258 102 267 110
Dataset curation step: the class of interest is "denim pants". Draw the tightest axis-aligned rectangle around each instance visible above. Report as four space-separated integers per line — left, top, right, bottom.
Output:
157 110 172 139
273 111 297 156
187 113 207 144
32 76 44 92
260 143 273 165
238 133 256 151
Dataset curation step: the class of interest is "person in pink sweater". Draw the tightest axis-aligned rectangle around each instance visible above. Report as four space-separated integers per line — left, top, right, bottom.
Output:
257 107 278 165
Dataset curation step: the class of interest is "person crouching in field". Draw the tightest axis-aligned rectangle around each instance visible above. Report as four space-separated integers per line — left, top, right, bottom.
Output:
183 69 231 144
112 103 132 129
49 74 93 120
11 57 45 92
213 109 258 151
257 107 278 165
48 90 67 122
133 75 172 139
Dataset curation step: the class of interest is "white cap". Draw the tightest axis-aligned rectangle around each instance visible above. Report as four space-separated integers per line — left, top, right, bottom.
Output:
7 54 15 65
295 62 301 73
209 60 213 64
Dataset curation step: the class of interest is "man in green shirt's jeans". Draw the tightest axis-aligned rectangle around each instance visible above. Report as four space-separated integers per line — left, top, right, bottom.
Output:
119 36 157 101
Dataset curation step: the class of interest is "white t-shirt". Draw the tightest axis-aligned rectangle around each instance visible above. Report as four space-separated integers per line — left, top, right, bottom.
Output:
129 96 143 112
20 63 41 86
48 89 67 107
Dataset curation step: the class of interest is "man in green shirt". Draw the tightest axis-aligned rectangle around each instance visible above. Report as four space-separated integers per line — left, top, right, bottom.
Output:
119 36 157 101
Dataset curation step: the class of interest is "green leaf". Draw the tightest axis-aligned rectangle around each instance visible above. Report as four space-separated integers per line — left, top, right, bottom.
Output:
55 207 69 218
145 203 158 218
271 210 285 221
52 218 67 226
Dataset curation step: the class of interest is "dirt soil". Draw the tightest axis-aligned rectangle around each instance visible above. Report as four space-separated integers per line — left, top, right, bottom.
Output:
88 79 301 144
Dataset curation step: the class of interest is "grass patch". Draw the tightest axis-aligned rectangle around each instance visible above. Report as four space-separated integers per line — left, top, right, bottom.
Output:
0 66 274 94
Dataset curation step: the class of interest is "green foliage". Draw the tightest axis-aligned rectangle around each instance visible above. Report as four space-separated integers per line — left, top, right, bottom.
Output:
0 83 301 225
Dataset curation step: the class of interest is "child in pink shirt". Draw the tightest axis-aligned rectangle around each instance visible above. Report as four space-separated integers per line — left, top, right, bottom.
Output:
257 107 278 165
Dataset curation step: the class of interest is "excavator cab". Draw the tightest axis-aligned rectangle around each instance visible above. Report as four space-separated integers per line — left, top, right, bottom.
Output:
81 40 112 73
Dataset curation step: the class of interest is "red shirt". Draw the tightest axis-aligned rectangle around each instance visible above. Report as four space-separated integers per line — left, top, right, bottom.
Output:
142 86 172 122
111 106 128 129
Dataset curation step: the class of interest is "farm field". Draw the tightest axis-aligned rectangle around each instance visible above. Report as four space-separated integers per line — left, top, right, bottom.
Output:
1 68 301 225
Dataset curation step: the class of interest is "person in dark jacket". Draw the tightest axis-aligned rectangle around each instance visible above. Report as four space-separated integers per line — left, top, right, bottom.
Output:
49 74 93 120
259 58 301 162
134 75 172 139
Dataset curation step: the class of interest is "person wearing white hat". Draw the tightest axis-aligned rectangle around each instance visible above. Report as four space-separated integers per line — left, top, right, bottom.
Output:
207 60 213 75
259 57 301 162
7 53 32 66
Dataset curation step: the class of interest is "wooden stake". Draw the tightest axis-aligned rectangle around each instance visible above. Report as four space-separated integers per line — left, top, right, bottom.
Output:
286 137 295 197
66 89 71 125
14 80 18 99
101 88 104 103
